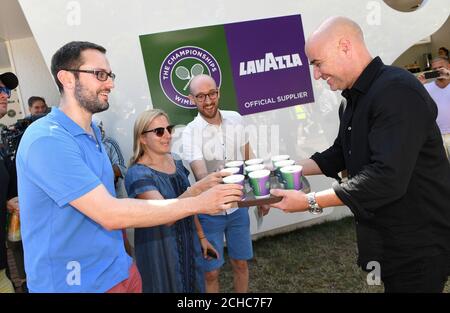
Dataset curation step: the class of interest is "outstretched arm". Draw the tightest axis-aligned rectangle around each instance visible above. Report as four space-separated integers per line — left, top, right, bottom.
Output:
297 158 323 176
194 216 219 259
70 183 243 231
270 188 343 213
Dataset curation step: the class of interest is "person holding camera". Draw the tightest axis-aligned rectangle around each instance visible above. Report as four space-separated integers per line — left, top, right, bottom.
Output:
0 72 19 293
418 57 450 159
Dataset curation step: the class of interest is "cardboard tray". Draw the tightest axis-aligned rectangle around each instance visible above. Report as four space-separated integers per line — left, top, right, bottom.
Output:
237 175 310 207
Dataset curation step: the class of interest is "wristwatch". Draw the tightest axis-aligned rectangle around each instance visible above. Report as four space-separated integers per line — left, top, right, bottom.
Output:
306 192 323 215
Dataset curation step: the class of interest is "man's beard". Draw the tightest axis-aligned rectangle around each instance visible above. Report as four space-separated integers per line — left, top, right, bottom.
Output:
199 103 218 119
74 80 109 114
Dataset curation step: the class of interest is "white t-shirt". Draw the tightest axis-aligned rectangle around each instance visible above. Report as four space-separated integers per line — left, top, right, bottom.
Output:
424 82 450 135
182 110 248 215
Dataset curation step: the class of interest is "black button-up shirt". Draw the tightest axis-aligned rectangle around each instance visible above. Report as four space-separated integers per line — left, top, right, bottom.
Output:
311 57 450 274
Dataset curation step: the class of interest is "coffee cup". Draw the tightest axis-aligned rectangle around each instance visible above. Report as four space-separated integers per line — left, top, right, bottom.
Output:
280 165 303 190
223 174 246 199
271 155 290 168
225 161 244 175
274 159 295 180
221 167 241 175
244 158 264 166
245 164 265 175
248 169 271 198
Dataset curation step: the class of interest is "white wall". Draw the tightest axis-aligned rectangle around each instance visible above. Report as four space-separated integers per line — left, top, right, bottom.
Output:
16 0 450 236
391 14 449 70
392 42 432 70
8 36 59 114
0 42 11 69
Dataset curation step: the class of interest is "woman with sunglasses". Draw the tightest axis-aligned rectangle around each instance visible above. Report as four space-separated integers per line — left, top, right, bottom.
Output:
125 109 225 293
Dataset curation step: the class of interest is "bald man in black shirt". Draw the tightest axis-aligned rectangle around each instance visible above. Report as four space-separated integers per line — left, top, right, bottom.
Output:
271 16 450 292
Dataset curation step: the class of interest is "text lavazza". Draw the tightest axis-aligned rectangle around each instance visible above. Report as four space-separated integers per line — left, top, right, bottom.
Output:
239 52 302 76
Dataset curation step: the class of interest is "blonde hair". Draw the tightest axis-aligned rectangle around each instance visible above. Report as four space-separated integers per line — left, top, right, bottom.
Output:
129 109 170 166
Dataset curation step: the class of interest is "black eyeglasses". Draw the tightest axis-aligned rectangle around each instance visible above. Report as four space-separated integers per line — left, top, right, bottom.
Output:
142 125 175 137
194 90 218 103
64 69 116 81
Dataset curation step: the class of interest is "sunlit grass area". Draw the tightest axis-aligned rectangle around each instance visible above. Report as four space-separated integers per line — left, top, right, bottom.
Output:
219 217 450 293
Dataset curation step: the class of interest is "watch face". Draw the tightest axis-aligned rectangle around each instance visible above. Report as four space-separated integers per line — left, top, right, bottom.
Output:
307 193 316 206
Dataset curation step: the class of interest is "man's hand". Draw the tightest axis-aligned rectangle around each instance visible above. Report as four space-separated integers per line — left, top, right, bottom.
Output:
438 67 450 80
257 205 270 217
269 189 309 213
199 237 220 260
417 73 426 84
196 183 243 214
6 197 19 214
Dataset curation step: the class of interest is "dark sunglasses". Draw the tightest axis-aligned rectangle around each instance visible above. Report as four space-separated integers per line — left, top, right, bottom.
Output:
0 87 11 97
142 125 175 137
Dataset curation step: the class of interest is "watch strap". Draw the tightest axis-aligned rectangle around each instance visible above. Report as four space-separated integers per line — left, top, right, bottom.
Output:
306 192 323 214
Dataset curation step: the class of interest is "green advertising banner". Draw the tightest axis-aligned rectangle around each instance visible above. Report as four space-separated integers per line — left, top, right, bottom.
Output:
139 25 238 125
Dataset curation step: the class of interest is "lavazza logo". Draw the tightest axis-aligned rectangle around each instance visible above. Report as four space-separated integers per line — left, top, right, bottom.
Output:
239 52 303 76
159 46 222 109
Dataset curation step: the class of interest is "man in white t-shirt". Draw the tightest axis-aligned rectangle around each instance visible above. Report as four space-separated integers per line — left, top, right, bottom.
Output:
420 57 450 159
182 74 265 293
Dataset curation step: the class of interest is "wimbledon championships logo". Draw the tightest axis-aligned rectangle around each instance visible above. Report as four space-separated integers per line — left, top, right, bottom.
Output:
159 46 222 109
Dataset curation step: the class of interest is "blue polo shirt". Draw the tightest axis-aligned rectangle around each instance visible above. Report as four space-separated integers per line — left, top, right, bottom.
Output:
16 107 132 292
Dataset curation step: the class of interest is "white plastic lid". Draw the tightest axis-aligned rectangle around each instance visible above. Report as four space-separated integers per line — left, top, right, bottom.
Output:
271 155 290 162
225 161 244 167
248 169 271 179
245 164 265 173
274 159 295 168
280 165 303 174
245 158 264 166
223 174 245 184
221 167 241 175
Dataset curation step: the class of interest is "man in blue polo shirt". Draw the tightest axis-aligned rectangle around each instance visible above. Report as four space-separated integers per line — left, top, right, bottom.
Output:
16 41 242 293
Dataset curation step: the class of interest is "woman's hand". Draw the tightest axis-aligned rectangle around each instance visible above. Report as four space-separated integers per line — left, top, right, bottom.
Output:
192 171 228 194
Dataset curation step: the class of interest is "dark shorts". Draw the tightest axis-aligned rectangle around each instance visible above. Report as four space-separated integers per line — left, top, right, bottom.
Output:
198 208 253 272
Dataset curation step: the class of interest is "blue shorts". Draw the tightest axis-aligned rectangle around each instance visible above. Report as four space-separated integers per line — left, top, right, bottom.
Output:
198 208 253 272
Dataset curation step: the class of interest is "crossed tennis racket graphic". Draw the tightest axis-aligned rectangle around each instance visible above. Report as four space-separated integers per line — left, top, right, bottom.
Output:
175 63 204 91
